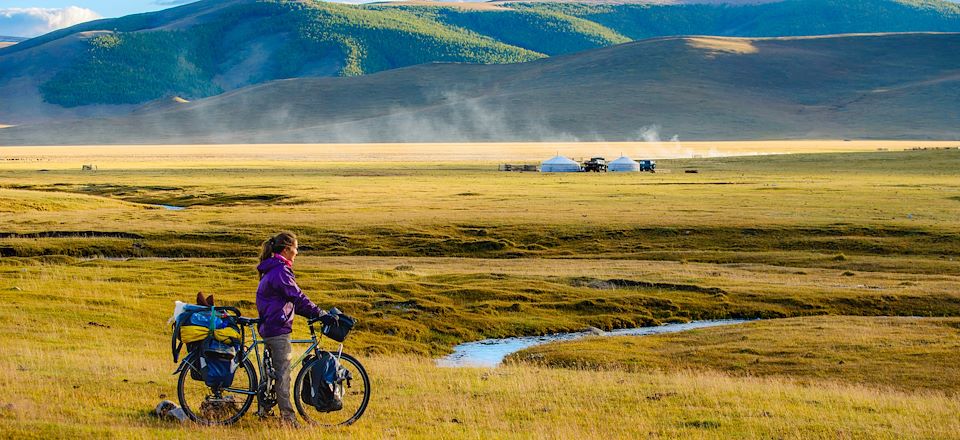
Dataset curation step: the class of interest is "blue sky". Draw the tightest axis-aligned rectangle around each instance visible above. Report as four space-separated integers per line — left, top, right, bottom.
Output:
0 0 378 37
1 1 180 36
2 1 188 18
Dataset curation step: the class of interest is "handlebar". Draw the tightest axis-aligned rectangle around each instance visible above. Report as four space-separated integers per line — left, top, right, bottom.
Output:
307 315 328 325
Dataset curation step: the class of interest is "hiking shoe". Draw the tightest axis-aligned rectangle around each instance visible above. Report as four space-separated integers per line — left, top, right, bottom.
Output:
280 417 303 429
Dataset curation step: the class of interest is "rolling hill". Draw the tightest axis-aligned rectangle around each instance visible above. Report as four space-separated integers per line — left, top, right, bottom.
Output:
1 0 960 125
2 32 958 144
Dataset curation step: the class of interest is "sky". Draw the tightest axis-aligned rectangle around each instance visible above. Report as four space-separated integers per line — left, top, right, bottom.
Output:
0 1 169 37
0 0 375 37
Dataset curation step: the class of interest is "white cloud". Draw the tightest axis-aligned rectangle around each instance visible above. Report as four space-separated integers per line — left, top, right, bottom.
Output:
0 6 101 38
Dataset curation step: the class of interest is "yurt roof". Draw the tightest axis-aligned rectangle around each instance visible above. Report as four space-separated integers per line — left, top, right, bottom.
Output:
542 155 578 165
609 156 636 165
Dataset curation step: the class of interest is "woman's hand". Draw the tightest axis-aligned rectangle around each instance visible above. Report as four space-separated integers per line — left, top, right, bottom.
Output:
319 312 338 326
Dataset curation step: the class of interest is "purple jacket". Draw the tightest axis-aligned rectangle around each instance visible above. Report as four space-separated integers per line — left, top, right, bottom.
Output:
256 256 322 338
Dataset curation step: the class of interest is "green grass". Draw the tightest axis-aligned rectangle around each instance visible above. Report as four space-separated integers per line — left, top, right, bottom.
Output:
2 148 960 437
508 316 960 393
2 257 960 438
2 150 959 262
3 254 957 357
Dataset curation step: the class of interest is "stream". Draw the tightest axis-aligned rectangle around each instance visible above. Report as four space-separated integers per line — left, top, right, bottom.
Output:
437 319 750 367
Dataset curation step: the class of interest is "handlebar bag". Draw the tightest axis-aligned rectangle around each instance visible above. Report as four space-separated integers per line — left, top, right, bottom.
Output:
321 310 356 342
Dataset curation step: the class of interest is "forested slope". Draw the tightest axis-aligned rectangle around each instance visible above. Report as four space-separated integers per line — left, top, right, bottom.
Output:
1 0 959 114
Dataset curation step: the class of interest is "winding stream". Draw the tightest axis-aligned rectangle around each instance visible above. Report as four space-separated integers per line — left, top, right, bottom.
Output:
437 319 750 367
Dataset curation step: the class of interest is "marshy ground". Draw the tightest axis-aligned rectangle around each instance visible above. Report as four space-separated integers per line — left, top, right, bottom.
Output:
0 144 958 438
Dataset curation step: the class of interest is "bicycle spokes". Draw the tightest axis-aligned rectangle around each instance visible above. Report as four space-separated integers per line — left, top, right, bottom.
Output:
177 358 256 425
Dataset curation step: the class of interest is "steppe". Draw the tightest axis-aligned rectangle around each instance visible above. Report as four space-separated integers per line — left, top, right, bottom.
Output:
1 141 958 438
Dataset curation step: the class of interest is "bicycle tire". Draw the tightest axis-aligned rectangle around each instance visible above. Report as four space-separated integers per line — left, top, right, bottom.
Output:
177 355 257 425
293 352 370 426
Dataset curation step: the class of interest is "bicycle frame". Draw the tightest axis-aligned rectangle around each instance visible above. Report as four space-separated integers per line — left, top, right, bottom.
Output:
224 320 343 397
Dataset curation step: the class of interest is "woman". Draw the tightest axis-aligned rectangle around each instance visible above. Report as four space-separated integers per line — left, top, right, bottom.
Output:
256 231 323 427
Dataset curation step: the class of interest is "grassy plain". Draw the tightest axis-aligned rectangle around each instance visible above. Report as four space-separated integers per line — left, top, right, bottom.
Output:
509 315 960 393
0 143 959 438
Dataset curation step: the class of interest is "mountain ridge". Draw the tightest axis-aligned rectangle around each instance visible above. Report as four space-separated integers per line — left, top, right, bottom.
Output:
2 0 960 125
2 32 957 144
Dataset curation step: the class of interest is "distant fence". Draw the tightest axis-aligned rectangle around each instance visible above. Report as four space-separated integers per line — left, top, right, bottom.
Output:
499 164 539 172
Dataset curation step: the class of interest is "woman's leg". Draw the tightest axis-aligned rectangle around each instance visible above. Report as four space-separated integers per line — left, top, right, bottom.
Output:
264 334 297 423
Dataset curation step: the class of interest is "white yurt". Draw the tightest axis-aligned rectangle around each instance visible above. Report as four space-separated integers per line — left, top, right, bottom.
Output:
608 156 641 172
540 155 581 172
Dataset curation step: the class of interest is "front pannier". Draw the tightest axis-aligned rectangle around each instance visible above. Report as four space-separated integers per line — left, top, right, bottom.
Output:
300 352 351 412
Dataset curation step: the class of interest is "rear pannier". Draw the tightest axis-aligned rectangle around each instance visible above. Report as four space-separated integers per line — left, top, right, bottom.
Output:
170 301 242 388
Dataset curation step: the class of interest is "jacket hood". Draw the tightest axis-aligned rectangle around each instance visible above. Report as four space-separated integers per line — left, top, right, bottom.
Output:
257 256 285 275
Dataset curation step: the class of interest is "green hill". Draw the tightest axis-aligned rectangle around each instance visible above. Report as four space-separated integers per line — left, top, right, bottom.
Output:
1 0 960 119
3 33 958 144
521 0 960 39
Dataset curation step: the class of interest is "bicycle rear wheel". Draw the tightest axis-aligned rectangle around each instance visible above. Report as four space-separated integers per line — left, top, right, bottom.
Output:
293 352 370 426
177 354 257 425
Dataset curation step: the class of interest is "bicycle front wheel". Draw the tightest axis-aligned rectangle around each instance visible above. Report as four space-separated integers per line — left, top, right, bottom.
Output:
293 352 370 426
177 354 257 425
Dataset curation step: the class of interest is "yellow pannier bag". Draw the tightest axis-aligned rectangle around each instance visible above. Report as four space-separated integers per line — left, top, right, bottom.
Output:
179 325 242 346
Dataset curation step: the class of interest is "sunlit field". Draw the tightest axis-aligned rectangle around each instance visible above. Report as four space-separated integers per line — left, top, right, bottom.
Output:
1 142 958 438
1 140 956 167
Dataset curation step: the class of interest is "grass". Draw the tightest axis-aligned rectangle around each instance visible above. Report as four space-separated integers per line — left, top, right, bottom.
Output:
2 254 957 357
4 354 959 439
508 316 960 394
1 146 960 437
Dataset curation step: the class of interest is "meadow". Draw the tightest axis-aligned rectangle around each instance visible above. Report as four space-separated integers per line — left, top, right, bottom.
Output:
0 143 959 438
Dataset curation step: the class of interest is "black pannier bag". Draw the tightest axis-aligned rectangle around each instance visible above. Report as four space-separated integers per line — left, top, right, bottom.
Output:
186 341 203 381
320 308 356 342
300 352 352 412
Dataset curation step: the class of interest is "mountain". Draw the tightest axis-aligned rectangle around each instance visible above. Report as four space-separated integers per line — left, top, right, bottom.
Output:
1 0 960 125
2 33 957 144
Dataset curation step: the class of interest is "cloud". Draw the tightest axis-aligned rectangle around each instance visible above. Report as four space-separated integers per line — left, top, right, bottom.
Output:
0 6 101 38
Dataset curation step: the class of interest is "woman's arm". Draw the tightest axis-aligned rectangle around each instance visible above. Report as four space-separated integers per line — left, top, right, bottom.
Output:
278 267 322 318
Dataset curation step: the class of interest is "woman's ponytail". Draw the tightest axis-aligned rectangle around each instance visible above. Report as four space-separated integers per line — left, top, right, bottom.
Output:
259 232 297 262
259 237 275 262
